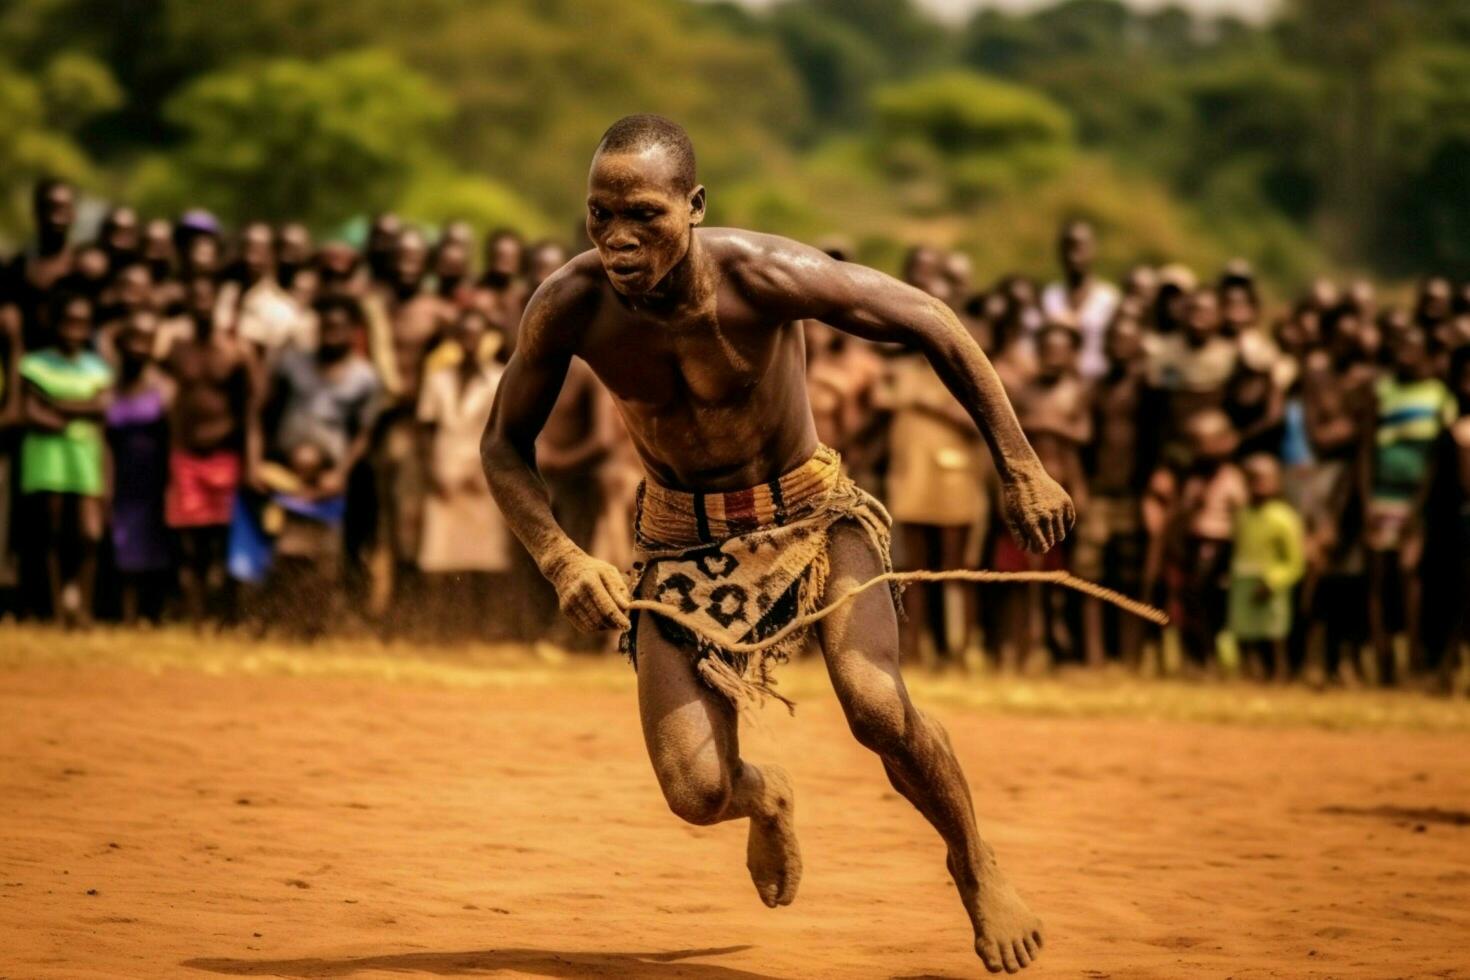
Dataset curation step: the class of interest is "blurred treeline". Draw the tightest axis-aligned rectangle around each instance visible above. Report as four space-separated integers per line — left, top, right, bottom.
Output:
2 0 1467 287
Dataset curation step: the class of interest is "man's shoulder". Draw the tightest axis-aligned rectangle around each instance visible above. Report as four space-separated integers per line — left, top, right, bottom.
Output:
699 227 836 305
701 227 808 273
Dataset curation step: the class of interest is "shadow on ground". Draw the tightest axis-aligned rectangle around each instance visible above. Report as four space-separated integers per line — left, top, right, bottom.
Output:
183 945 779 978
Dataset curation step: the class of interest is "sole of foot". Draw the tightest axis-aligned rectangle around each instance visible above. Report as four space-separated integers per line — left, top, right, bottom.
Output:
746 764 801 908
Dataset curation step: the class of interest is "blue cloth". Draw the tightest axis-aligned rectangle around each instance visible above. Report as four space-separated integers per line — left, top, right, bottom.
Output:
1280 397 1314 467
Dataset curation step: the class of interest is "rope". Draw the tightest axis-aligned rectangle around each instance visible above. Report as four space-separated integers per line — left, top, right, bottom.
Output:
627 568 1168 656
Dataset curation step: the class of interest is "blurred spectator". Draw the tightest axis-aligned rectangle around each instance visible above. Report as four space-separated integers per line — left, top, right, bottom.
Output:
1229 454 1305 682
19 290 112 626
1041 220 1119 380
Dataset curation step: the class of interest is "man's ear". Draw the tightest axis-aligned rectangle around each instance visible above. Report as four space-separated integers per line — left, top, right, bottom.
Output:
689 185 706 226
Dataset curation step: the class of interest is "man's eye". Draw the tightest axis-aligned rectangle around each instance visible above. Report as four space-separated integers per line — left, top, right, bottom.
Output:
589 206 609 221
630 210 659 222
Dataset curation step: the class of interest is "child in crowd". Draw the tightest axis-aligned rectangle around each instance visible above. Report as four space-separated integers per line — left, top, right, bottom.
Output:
1363 325 1456 684
1229 454 1305 681
254 439 346 641
1146 409 1247 670
19 291 114 626
105 312 174 623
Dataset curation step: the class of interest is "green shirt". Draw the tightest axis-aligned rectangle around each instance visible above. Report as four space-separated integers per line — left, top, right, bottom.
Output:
19 348 113 497
1230 499 1304 592
1372 375 1455 501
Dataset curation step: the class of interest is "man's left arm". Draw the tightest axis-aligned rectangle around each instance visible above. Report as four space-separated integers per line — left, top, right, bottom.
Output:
743 235 1073 552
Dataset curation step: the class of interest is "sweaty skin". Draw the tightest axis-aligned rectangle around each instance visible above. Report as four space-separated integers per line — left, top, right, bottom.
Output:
482 140 1070 973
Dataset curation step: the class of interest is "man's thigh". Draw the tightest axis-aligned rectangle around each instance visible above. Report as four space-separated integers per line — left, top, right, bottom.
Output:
816 520 906 699
634 579 741 788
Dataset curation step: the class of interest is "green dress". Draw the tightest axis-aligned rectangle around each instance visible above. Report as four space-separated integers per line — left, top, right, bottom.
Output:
1227 499 1305 641
20 348 114 497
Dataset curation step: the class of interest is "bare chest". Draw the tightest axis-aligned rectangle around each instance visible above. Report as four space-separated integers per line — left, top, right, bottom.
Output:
582 305 785 413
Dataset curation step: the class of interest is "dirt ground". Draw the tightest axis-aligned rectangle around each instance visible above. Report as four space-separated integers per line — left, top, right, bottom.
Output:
2 642 1469 979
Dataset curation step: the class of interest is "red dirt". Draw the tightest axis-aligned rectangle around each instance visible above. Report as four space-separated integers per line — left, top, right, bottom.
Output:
2 664 1468 979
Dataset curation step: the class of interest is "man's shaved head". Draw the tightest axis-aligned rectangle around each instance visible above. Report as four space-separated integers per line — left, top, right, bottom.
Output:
595 114 696 192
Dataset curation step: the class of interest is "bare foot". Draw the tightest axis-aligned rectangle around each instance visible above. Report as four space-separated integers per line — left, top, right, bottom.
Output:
746 764 801 908
950 850 1044 973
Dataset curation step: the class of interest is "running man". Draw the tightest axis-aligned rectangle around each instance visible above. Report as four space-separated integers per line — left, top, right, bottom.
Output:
481 115 1071 973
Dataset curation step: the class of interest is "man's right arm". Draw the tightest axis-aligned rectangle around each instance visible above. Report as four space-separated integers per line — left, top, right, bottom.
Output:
481 265 630 633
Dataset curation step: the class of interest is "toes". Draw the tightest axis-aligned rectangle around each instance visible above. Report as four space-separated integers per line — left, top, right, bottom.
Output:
976 940 1005 974
1022 934 1038 961
1001 942 1021 973
1031 927 1044 949
776 879 798 906
757 883 778 908
1012 939 1031 968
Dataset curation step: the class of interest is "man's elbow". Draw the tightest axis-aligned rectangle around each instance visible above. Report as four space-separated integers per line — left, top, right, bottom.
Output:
479 427 528 488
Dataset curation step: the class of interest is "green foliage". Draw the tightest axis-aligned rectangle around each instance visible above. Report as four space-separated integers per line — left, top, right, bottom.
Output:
0 0 1465 286
131 50 455 228
870 72 1074 210
0 55 115 240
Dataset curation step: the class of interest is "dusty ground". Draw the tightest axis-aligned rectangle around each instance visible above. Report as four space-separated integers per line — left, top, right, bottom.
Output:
2 629 1469 979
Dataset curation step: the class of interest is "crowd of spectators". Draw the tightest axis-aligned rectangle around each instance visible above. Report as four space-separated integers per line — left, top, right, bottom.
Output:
1 180 1465 691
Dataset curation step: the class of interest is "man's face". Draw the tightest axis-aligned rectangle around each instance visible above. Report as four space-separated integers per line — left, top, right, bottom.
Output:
586 146 703 298
394 233 428 289
186 235 221 277
1391 328 1427 375
186 276 217 323
56 298 91 350
1037 328 1077 378
1184 292 1220 344
435 240 469 283
1060 225 1094 275
528 243 567 289
143 220 174 266
103 208 139 254
369 214 401 255
1105 317 1143 365
1220 284 1257 329
485 235 522 279
319 307 354 352
277 223 312 268
1420 278 1453 321
119 314 157 364
241 224 274 280
116 265 151 310
37 185 75 238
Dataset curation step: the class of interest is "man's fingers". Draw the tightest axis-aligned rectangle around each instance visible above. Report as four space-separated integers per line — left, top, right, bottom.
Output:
585 575 629 631
601 567 633 615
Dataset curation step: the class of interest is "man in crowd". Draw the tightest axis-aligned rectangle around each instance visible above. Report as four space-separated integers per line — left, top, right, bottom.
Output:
162 275 256 626
1041 220 1120 381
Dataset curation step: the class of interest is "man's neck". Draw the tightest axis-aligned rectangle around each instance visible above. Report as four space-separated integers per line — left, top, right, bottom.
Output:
1065 269 1091 293
631 232 709 315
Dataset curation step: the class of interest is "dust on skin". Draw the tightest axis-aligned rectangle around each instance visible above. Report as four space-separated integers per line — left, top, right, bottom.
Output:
481 114 1073 973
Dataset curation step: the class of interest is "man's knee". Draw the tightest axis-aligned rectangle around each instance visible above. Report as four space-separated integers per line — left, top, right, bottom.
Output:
840 683 913 756
656 767 732 826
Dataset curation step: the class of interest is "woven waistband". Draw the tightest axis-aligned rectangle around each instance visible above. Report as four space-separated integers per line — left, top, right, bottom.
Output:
636 444 842 548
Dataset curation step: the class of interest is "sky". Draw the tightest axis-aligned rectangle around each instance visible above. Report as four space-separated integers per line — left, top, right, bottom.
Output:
726 0 1282 22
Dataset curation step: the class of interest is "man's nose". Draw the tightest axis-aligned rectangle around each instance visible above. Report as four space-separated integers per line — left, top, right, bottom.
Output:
605 227 638 251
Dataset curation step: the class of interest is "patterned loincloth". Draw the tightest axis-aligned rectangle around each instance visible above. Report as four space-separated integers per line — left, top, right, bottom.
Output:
622 444 895 708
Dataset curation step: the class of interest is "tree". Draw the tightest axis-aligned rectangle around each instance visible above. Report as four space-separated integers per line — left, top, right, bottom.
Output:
0 53 120 241
130 50 454 229
870 71 1075 211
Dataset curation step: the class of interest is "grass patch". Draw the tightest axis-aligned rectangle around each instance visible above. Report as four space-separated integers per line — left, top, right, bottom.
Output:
3 624 1468 733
